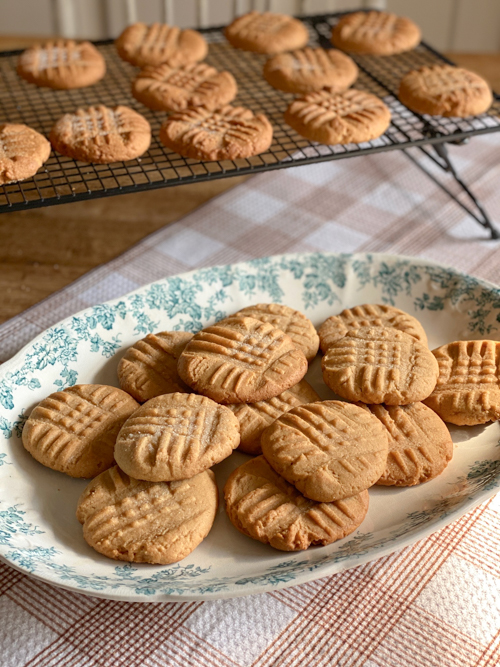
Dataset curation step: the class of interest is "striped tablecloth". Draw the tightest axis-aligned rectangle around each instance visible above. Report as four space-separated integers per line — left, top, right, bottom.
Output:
1 135 500 667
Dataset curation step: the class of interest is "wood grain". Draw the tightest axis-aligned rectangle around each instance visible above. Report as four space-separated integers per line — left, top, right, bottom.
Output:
0 36 498 325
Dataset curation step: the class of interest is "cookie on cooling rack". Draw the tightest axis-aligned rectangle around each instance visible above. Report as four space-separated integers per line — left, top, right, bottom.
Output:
17 39 106 89
114 392 240 481
318 303 428 353
0 123 51 184
263 47 358 94
132 62 237 112
225 11 309 55
77 466 218 564
424 340 500 425
159 105 273 161
22 384 139 478
116 22 207 68
50 105 151 163
332 11 421 56
398 65 493 117
284 89 391 145
224 456 369 551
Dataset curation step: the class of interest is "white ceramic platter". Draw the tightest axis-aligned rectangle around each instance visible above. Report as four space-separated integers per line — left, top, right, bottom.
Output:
1 252 499 602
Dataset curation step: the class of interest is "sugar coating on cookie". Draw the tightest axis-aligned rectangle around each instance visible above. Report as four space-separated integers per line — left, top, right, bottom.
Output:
263 47 358 94
318 303 428 353
322 326 439 405
284 89 391 145
364 402 453 486
159 105 273 161
261 400 388 502
132 62 237 112
114 392 240 481
232 303 319 362
0 124 51 185
424 340 500 425
229 380 320 455
17 39 106 89
77 466 218 564
115 22 207 68
398 65 492 118
332 11 421 56
224 456 369 551
177 316 308 404
50 105 151 164
118 331 193 403
225 11 309 54
22 384 139 478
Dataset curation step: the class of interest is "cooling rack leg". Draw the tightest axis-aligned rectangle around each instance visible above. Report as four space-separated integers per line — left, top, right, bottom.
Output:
402 144 500 240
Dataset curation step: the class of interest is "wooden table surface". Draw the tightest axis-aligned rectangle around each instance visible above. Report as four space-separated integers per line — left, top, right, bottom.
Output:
1 38 499 326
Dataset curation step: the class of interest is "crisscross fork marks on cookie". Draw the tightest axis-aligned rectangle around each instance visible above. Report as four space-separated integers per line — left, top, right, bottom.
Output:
70 106 123 143
234 12 293 38
141 63 218 92
176 108 263 145
416 66 488 98
293 90 385 127
138 24 181 60
21 43 83 73
438 340 500 388
348 11 398 40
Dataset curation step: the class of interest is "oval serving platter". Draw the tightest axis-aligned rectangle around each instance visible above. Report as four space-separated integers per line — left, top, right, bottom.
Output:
1 252 499 602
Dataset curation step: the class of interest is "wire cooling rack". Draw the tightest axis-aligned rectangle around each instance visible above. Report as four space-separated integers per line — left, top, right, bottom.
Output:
0 13 499 213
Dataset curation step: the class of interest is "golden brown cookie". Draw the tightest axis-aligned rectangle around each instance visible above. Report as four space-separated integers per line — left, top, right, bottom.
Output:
115 22 207 68
22 384 139 478
118 331 193 403
114 392 240 481
263 47 358 94
363 403 453 486
424 340 500 425
132 62 237 112
318 303 428 353
77 466 218 564
17 39 106 90
398 65 493 118
177 316 308 404
261 400 388 502
332 11 421 56
225 11 309 55
224 456 369 551
284 89 391 145
322 326 439 405
159 105 273 162
0 124 51 184
50 105 151 164
231 303 319 362
229 380 320 455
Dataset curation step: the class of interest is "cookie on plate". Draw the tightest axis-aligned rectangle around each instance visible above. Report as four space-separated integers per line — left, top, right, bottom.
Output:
114 392 240 481
118 331 193 403
284 89 391 145
231 303 319 362
225 11 309 55
364 402 453 486
424 340 500 425
22 384 139 478
261 400 388 502
115 22 207 68
318 303 428 353
17 39 106 89
229 380 320 455
332 11 421 56
0 124 50 184
132 62 237 112
177 316 308 404
159 105 273 161
398 65 493 118
50 105 151 163
77 466 218 564
263 47 358 94
224 456 369 551
322 326 438 405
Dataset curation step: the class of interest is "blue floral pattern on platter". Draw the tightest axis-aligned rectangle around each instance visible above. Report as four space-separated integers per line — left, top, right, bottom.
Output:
0 252 499 601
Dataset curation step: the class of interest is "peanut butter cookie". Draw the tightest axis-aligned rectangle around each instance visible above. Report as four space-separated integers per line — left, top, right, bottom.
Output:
0 124 51 184
332 11 421 56
225 11 309 55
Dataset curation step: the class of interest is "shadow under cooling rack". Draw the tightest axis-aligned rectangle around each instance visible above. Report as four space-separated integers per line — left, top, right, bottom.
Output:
0 13 499 212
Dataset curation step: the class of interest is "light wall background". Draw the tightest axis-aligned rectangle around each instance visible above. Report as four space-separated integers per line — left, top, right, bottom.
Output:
1 0 499 52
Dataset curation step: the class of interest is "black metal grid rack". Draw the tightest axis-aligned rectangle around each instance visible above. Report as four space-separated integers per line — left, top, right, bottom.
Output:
0 13 499 233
